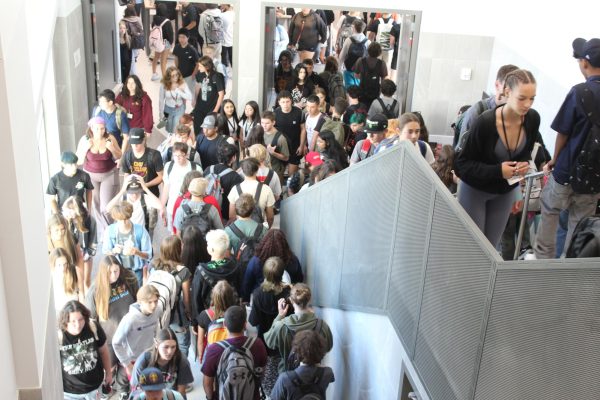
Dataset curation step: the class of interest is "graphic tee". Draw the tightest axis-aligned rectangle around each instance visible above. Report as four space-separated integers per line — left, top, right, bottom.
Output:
121 148 164 197
60 322 107 394
46 170 94 209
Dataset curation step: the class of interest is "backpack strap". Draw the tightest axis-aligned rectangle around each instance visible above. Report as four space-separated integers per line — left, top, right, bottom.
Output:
167 161 175 176
208 165 215 175
264 169 275 186
191 161 199 171
417 140 427 157
229 222 247 241
252 224 263 240
207 307 215 321
140 195 149 232
254 182 263 203
271 132 282 148
313 318 323 334
235 184 242 196
218 167 233 178
181 203 192 216
199 267 217 290
359 140 372 159
89 319 99 341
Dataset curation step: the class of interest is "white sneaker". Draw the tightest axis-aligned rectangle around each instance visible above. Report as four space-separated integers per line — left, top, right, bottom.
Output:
523 251 537 260
151 73 160 81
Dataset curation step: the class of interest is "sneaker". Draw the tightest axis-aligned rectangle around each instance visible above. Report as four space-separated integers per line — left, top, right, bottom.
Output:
523 250 537 260
185 383 194 392
119 392 129 400
151 73 160 81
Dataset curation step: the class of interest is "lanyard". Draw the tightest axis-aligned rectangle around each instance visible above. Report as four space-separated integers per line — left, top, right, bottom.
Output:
500 105 524 160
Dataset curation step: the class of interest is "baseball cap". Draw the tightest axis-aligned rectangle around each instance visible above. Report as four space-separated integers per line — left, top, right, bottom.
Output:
573 38 600 68
201 115 217 129
128 128 145 145
60 151 78 165
365 114 388 132
138 367 165 391
188 177 208 196
126 178 143 194
305 151 323 167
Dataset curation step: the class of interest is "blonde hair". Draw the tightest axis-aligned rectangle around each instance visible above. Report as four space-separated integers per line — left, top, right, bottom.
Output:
246 144 268 163
47 213 79 265
206 229 230 257
110 201 134 220
49 248 78 296
210 280 237 318
137 285 159 302
94 255 137 321
63 196 89 233
386 118 400 138
152 235 182 273
260 256 286 294
290 283 311 308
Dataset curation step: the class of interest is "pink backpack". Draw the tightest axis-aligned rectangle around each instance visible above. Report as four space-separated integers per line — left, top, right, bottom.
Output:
149 19 168 53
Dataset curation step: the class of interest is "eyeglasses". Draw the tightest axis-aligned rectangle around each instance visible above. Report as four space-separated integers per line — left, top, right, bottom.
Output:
173 153 186 159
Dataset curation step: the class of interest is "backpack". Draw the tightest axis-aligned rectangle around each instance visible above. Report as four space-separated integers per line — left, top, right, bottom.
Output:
147 268 178 329
258 169 275 187
286 319 323 371
455 100 490 152
327 73 346 102
166 160 200 177
566 216 600 258
203 13 224 45
320 119 345 146
180 203 212 237
93 104 126 132
190 265 214 320
569 82 600 194
375 17 394 51
358 58 383 100
358 140 372 161
206 308 228 348
205 165 234 207
376 98 398 119
417 140 427 157
229 223 263 276
337 16 356 52
149 19 168 53
344 37 367 71
287 368 327 400
216 336 260 400
451 112 467 148
235 183 264 224
126 20 145 50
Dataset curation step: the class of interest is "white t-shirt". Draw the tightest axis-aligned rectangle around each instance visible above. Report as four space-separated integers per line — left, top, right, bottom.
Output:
221 10 235 47
164 161 198 215
129 196 145 227
227 179 276 217
237 166 282 199
305 113 324 150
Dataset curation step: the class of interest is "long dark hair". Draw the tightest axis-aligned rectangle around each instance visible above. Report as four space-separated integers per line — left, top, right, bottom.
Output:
240 101 260 125
319 130 348 170
433 145 456 188
255 229 293 265
148 328 181 373
122 75 145 103
181 225 210 275
220 99 239 126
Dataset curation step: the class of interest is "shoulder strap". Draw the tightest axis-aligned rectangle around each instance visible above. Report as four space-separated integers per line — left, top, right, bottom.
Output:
57 329 64 345
271 131 282 148
207 307 215 321
313 318 323 333
252 224 263 240
181 203 192 215
159 18 168 28
89 319 99 341
417 140 427 157
218 167 233 178
140 195 149 231
229 222 247 241
191 161 199 171
242 335 257 351
208 165 215 175
167 161 174 176
235 184 242 195
165 389 175 400
254 182 263 202
265 169 275 186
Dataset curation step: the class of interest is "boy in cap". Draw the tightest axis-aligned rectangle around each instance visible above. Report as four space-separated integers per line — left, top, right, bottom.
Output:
134 366 184 400
349 113 387 164
196 113 227 170
47 151 94 214
534 38 600 259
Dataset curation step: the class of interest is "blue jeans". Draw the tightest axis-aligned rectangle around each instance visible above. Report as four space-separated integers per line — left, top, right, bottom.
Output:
164 104 185 135
170 323 190 357
133 269 143 288
63 390 98 400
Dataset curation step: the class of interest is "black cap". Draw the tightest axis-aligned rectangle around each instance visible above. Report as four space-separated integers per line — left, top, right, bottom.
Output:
128 128 145 144
365 114 388 132
60 151 78 164
573 38 600 68
126 179 143 194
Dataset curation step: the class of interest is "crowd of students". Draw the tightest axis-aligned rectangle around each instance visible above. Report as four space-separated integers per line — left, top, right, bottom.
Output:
44 2 600 399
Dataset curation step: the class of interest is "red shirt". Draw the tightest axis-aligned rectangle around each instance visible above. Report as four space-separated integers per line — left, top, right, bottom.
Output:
171 192 222 234
115 92 154 133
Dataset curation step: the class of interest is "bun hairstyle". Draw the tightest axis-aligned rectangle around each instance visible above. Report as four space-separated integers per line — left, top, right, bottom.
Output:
290 283 311 308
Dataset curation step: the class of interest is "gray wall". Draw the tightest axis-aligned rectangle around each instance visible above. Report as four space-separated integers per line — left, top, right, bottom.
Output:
53 3 89 152
412 33 494 137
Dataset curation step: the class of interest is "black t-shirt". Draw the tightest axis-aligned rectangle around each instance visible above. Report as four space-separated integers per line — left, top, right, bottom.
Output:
60 322 107 394
47 170 94 209
194 71 225 115
121 148 164 197
196 134 226 170
172 44 200 78
275 106 305 149
182 4 199 37
203 163 243 221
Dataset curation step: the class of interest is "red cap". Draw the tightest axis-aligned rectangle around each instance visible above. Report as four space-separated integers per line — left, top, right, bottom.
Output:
305 151 323 166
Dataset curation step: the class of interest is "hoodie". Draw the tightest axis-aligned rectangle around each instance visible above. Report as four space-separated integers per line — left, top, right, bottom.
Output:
248 285 291 343
111 303 159 365
192 258 241 322
339 32 370 70
264 311 334 373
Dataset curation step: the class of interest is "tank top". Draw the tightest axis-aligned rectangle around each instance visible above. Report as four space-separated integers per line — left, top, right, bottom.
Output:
84 148 116 173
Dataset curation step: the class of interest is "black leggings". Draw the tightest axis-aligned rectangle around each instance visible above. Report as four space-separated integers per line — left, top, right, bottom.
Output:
221 46 233 67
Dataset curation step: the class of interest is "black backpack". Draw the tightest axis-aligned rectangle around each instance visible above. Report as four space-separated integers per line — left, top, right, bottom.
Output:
126 20 145 50
358 58 383 100
180 203 211 236
286 319 323 371
235 183 264 224
287 369 326 400
376 98 398 119
191 264 216 319
566 216 600 258
455 100 490 153
569 82 600 194
229 223 263 276
344 37 367 71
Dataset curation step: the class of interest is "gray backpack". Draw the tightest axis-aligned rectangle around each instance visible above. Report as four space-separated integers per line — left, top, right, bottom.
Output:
216 336 261 400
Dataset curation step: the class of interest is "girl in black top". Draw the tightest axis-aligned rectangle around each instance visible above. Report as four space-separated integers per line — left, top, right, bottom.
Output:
275 50 294 94
192 56 225 136
316 130 349 170
286 64 314 109
455 69 539 248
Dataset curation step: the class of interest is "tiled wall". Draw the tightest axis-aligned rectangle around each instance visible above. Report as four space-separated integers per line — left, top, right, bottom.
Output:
52 5 88 152
412 33 494 138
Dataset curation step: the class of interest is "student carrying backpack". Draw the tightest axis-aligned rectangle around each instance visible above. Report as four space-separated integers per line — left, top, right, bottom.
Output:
344 37 367 71
375 17 395 51
327 73 346 102
358 58 384 102
216 336 260 400
126 19 145 50
229 223 264 276
146 268 178 329
337 16 356 52
376 98 398 119
204 14 224 45
285 319 323 371
235 183 264 224
149 19 169 53
286 369 327 400
179 203 212 236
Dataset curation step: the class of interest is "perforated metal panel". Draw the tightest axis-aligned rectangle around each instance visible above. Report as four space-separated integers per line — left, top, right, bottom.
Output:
312 172 348 307
300 187 321 295
387 153 433 358
339 149 403 310
474 267 600 400
413 193 494 400
280 194 306 267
